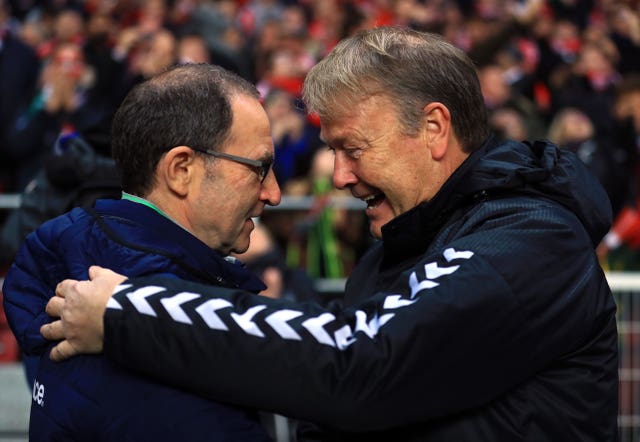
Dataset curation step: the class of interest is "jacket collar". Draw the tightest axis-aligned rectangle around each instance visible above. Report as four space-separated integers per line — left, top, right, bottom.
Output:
380 136 497 262
93 199 266 292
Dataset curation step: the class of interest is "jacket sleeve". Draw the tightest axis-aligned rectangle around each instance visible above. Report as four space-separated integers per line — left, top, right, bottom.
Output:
103 203 614 432
2 214 77 355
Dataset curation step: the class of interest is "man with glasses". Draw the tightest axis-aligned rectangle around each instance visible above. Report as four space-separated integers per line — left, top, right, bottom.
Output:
190 148 273 184
43 27 616 441
2 63 279 441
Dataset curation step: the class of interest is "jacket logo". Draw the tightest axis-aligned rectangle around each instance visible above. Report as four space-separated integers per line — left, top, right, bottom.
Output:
32 379 45 407
106 248 474 351
408 251 471 299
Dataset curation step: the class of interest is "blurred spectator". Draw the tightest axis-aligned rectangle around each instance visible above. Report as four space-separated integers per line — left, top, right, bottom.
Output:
18 12 46 50
107 0 181 94
0 0 40 191
180 0 253 79
479 63 546 140
264 88 320 185
281 148 369 279
307 0 347 56
548 106 630 215
36 7 85 59
0 118 118 267
256 27 315 99
392 0 442 30
240 0 284 37
234 221 320 303
547 0 593 30
177 33 210 64
597 74 640 269
130 28 176 77
114 26 177 85
490 106 528 142
551 36 622 137
604 2 640 74
549 18 581 66
3 41 114 191
615 74 640 144
82 10 131 109
280 3 308 37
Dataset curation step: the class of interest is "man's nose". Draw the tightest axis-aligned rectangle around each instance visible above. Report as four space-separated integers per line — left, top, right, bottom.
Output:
332 153 357 189
262 170 281 206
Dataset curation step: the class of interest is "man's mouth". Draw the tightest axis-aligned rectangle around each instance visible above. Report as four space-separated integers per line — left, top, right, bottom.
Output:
363 193 385 209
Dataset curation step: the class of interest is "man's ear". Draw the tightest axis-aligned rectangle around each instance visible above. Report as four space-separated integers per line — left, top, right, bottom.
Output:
157 146 198 197
423 102 451 161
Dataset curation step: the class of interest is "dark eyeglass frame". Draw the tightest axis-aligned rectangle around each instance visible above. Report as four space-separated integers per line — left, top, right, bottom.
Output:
191 147 272 183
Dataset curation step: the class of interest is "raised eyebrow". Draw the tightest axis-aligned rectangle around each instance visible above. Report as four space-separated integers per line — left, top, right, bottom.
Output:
319 132 345 147
322 138 345 151
321 134 368 151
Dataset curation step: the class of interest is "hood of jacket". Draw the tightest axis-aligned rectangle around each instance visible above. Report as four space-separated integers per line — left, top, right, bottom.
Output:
381 137 612 257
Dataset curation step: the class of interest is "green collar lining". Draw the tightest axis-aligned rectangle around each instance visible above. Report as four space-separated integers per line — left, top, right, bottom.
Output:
121 192 171 220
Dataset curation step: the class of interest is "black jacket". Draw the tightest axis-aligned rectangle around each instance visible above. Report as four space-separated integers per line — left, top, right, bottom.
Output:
102 138 618 441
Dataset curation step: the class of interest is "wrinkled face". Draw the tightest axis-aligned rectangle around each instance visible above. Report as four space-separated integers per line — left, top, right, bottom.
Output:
320 94 438 239
191 95 281 254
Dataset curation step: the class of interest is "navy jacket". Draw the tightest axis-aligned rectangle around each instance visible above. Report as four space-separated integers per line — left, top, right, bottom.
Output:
3 199 271 441
57 139 618 441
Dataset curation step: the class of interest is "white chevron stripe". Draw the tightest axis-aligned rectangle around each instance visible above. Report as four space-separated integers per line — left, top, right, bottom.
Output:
302 313 336 347
106 284 133 310
334 325 357 350
383 294 417 309
113 284 132 295
160 292 200 324
355 311 376 338
126 286 166 316
265 310 303 340
195 299 233 330
106 297 122 310
231 305 267 338
443 248 474 261
379 313 394 327
355 311 395 338
409 272 439 299
424 262 460 279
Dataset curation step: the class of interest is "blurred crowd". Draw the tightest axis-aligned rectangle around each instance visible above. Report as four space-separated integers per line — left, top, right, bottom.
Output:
1 0 640 281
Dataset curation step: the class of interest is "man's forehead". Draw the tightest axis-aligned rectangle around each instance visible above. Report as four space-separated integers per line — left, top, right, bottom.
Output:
319 95 393 146
319 125 351 147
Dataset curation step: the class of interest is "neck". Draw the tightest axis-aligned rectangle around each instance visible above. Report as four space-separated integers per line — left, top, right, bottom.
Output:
123 191 191 233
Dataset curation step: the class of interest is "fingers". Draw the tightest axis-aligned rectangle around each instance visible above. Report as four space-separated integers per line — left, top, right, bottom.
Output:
41 265 117 363
49 340 79 362
41 320 65 341
55 279 79 299
46 296 65 318
41 268 116 363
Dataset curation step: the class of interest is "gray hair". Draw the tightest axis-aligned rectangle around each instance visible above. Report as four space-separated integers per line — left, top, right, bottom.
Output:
302 26 489 151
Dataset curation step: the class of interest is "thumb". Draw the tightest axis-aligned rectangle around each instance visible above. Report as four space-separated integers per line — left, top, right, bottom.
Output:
88 265 108 280
88 265 128 287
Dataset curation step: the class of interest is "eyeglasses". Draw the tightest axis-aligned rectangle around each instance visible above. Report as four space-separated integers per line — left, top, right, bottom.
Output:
191 147 273 183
